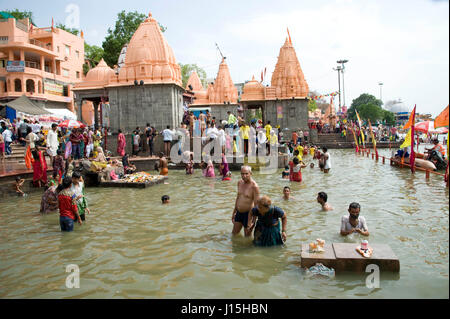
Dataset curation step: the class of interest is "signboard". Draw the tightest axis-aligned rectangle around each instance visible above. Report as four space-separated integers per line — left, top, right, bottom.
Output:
44 79 64 96
6 61 25 72
277 105 283 119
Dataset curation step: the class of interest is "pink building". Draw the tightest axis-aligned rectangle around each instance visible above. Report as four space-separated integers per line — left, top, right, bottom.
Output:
0 15 85 114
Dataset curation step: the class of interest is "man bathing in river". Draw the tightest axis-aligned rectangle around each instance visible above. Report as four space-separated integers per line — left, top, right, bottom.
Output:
158 152 169 176
231 166 260 237
340 202 369 236
317 192 333 211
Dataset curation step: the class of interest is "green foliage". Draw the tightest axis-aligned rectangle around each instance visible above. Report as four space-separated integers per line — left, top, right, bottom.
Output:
102 11 166 67
83 43 104 75
55 23 79 36
3 9 34 25
348 93 383 120
358 103 383 124
308 99 318 112
179 63 208 88
383 109 395 126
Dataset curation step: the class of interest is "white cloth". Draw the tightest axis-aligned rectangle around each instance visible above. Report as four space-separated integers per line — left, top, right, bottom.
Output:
324 151 331 169
25 132 38 149
47 130 59 151
162 129 174 142
341 216 368 233
207 127 219 140
2 129 12 143
218 129 226 146
70 181 84 205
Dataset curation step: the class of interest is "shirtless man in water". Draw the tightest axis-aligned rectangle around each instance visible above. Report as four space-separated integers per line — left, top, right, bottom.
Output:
158 152 169 176
232 166 260 237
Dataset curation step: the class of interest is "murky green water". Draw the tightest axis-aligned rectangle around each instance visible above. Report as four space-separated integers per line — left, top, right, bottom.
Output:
0 149 448 298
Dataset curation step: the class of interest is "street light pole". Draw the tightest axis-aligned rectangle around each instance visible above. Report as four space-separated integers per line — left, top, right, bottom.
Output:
333 66 342 112
337 59 348 111
378 82 383 103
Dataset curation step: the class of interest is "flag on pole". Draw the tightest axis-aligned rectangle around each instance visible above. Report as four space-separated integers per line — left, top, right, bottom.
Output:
410 105 417 173
368 119 378 157
261 71 263 82
350 126 359 153
355 110 365 147
287 28 292 44
400 128 412 149
434 105 449 129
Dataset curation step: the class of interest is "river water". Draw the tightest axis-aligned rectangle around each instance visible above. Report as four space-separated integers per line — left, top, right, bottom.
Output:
0 149 448 298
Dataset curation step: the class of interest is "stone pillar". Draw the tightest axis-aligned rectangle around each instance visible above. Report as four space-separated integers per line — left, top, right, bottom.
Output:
93 101 99 130
20 50 24 62
52 58 57 74
8 50 14 61
40 56 45 71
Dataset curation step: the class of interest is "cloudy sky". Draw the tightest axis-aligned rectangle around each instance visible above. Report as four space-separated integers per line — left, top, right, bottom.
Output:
2 0 448 116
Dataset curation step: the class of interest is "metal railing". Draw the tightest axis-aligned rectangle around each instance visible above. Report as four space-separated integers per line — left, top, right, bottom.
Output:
29 39 52 51
15 21 28 32
25 61 39 69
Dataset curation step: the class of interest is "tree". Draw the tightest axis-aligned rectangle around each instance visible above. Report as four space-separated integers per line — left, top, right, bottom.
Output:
179 63 207 88
348 93 383 120
358 103 383 124
83 43 105 75
102 11 166 67
55 23 79 36
3 9 34 25
308 99 318 112
383 109 395 126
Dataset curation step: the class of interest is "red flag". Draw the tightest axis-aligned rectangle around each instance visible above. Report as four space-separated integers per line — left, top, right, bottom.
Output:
261 71 263 82
264 67 267 77
52 17 54 27
410 105 416 173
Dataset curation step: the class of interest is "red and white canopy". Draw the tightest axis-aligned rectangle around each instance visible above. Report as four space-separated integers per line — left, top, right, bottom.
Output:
58 120 86 129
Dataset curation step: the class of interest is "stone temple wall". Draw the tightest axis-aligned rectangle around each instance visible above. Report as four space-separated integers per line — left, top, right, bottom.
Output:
108 84 184 133
209 104 240 125
263 99 309 131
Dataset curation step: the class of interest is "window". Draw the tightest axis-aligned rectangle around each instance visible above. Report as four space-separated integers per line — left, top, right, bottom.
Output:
65 45 70 56
75 50 79 59
76 71 80 79
63 69 69 77
14 79 22 92
0 36 8 44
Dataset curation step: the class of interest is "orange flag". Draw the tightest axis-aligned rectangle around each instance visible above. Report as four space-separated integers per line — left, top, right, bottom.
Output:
287 28 292 44
403 107 416 130
434 105 449 128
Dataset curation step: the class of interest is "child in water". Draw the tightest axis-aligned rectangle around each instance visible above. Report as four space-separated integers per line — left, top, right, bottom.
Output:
161 195 170 204
282 166 290 179
14 176 26 196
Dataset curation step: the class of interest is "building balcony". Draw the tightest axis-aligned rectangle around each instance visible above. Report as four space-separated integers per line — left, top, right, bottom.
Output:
0 91 72 103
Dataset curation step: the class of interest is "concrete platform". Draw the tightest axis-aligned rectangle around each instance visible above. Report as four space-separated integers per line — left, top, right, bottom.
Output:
300 244 336 269
300 242 400 272
333 243 400 272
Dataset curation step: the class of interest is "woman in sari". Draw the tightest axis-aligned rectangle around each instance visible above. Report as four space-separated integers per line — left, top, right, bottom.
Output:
40 180 58 214
250 196 287 247
117 129 126 157
31 147 48 187
220 153 230 180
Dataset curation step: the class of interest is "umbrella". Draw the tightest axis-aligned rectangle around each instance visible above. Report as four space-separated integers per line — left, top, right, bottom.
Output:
414 121 434 134
429 127 449 134
58 120 86 129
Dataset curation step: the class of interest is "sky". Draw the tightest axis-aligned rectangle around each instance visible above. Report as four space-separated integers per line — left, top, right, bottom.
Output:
1 0 449 116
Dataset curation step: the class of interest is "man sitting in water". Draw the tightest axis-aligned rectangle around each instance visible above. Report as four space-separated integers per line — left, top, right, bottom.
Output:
340 202 369 236
282 186 291 200
250 196 287 246
231 166 260 237
161 195 170 204
317 192 333 211
158 152 169 176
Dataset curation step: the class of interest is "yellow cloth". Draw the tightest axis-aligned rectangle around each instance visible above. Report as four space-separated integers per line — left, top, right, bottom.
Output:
310 147 315 156
296 145 303 160
240 125 250 139
400 128 412 149
265 124 272 139
270 134 278 145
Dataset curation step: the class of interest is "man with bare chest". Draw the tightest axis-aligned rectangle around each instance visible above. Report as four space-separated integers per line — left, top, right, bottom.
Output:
232 166 260 237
